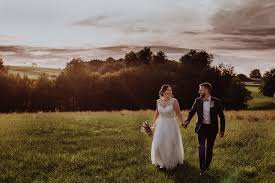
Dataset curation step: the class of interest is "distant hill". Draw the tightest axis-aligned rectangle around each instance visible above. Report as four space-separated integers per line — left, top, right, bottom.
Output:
6 65 62 79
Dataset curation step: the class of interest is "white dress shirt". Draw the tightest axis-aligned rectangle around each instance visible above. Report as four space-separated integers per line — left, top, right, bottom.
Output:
202 96 211 124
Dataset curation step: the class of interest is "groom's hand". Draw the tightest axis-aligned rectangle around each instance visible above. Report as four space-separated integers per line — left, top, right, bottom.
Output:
219 131 224 138
182 121 189 129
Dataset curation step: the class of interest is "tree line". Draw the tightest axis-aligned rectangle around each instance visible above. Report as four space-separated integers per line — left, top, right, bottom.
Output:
0 48 257 112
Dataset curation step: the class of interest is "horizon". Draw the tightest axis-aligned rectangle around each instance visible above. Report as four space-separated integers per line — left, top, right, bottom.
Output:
0 0 275 75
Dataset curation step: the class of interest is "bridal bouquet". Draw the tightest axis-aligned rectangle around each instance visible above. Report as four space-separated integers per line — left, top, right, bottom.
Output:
141 121 153 136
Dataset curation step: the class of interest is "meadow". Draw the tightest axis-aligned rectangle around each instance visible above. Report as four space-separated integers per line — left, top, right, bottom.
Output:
0 110 274 183
246 85 275 109
6 66 61 80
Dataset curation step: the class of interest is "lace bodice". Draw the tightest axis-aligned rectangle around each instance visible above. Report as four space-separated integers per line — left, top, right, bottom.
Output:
157 98 176 118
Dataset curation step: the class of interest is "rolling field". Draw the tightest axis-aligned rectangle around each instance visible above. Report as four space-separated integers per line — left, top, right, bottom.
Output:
0 111 274 183
6 66 61 80
246 85 275 109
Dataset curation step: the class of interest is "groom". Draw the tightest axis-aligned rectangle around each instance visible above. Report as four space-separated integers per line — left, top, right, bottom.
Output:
182 82 225 175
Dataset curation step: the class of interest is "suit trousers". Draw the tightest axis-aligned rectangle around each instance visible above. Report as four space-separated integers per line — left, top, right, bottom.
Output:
197 124 217 171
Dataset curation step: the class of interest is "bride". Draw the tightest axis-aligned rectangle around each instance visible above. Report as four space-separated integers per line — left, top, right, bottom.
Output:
151 84 184 169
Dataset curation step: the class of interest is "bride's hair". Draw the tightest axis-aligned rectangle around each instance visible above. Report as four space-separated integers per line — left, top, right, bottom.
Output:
159 84 174 98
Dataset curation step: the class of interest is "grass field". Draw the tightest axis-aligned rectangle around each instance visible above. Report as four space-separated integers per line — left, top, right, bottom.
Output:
0 111 274 183
246 85 275 109
6 66 61 80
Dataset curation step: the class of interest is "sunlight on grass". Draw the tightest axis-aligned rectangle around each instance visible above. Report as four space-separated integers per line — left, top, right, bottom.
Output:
0 111 274 182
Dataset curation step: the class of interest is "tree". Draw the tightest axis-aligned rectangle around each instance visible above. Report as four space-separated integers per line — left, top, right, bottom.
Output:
152 51 167 64
124 51 138 65
106 57 115 62
249 69 261 78
179 50 213 69
13 75 32 111
0 58 7 72
31 74 56 111
66 57 85 71
260 68 275 97
177 52 251 109
216 65 251 109
137 47 153 64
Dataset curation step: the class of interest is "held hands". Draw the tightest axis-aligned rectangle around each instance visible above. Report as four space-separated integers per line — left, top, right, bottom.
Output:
150 122 156 129
182 120 189 129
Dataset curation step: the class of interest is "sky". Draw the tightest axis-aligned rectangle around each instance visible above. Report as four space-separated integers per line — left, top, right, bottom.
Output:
0 0 274 74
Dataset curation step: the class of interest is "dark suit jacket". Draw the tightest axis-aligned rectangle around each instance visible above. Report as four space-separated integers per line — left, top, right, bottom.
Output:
186 96 225 134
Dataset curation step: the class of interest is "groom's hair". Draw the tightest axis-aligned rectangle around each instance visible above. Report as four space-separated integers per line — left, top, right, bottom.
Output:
199 82 212 93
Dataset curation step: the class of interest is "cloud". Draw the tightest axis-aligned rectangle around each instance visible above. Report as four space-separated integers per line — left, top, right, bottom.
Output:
73 15 108 26
0 45 25 53
0 45 97 61
210 0 275 50
211 0 275 36
0 44 190 65
73 15 164 34
212 36 275 50
96 45 189 54
71 0 216 35
218 27 275 36
180 31 200 35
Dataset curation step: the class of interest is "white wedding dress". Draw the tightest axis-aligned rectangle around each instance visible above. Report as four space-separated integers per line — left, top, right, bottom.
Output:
151 98 184 169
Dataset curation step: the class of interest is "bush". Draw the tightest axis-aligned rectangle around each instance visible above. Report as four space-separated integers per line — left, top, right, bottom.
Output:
260 68 275 97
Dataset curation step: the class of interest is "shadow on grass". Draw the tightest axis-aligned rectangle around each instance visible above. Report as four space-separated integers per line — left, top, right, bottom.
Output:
159 161 224 183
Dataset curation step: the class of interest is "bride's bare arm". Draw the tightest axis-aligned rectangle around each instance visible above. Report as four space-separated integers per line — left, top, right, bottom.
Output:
173 98 184 124
151 109 159 127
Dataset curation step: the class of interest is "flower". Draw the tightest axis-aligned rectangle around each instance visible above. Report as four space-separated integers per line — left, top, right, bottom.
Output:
141 121 153 135
210 101 215 108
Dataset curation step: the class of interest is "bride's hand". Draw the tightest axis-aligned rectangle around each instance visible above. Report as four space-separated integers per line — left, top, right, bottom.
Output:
182 121 189 129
